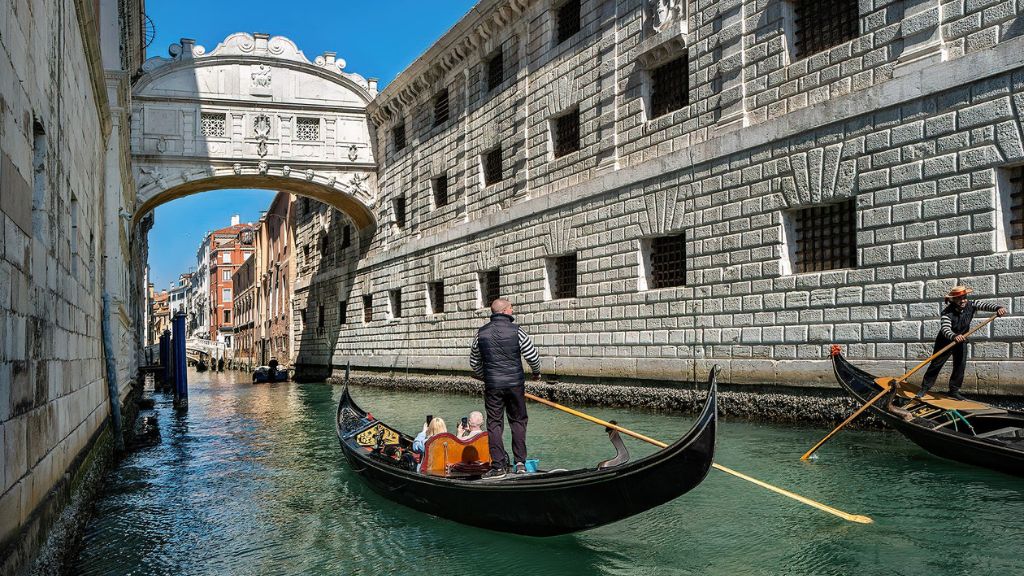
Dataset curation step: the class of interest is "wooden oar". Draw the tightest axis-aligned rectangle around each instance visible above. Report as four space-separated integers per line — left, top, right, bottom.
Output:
524 392 873 525
801 314 1000 461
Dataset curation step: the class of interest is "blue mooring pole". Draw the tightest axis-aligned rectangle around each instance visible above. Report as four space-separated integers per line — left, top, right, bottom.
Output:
172 312 188 410
159 330 171 391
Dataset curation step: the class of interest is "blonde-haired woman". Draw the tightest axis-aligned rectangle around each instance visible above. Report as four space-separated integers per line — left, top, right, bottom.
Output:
412 417 447 455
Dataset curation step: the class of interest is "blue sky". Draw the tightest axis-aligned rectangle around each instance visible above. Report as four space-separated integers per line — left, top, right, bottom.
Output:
146 0 477 290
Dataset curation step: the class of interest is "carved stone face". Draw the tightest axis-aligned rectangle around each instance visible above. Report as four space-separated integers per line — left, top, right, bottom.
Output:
652 0 677 30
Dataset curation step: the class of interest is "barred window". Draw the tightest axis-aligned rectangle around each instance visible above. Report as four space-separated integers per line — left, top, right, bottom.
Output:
549 254 578 299
647 233 687 289
483 148 502 186
552 109 580 159
1007 167 1024 249
480 269 500 308
487 48 504 91
200 112 226 138
428 281 445 314
389 289 402 319
339 300 347 325
650 55 689 118
556 0 581 45
433 89 450 127
792 0 859 59
392 197 406 229
341 225 351 249
791 199 857 273
363 294 373 323
393 122 407 152
318 304 325 329
433 174 449 208
295 117 320 141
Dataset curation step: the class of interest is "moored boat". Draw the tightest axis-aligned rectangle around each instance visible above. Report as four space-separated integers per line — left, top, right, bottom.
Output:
252 364 289 383
335 370 718 536
831 348 1024 477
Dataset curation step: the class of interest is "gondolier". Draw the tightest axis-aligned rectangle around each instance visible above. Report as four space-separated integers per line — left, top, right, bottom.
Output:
916 285 1007 400
469 298 541 479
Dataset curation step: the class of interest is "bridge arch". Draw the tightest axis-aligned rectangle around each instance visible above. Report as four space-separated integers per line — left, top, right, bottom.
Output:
131 32 379 231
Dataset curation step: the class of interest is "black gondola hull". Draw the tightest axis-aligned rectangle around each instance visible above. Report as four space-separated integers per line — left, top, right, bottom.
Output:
832 352 1024 477
336 376 717 536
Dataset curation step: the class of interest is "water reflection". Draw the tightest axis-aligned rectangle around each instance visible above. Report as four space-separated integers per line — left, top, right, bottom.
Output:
75 370 1024 576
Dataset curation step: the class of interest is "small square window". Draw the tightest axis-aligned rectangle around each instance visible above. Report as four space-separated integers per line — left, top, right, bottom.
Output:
433 89 450 127
295 117 320 141
556 0 581 45
363 294 373 323
643 233 687 290
428 281 445 314
791 0 859 59
393 122 407 151
222 288 232 301
789 199 857 273
547 253 578 300
483 148 502 186
487 48 504 91
223 309 231 323
479 269 500 308
200 112 226 137
650 55 689 118
552 109 580 159
389 289 402 319
392 197 407 229
432 174 449 209
339 300 348 325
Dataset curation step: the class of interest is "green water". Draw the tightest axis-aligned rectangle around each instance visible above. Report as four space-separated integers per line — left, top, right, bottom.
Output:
75 370 1024 575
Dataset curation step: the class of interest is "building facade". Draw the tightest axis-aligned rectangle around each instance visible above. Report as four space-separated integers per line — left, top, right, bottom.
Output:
188 234 212 340
258 193 297 365
232 256 258 369
292 0 1024 393
149 289 171 344
208 219 257 347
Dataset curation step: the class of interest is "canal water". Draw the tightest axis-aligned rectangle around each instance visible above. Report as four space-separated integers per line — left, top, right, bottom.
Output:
75 370 1024 576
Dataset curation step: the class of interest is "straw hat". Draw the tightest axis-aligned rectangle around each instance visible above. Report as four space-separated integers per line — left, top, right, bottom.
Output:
945 285 973 299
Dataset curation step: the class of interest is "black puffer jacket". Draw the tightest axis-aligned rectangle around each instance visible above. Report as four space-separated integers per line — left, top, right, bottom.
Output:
470 314 540 389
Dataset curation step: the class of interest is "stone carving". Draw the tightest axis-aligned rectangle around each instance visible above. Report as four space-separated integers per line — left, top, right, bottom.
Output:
156 137 167 153
476 240 502 272
253 113 271 157
350 173 369 194
640 185 688 236
543 217 580 257
786 143 857 206
258 161 269 175
305 169 315 181
251 64 272 96
282 165 291 176
327 176 337 187
348 145 359 161
233 163 242 175
137 166 165 188
650 0 683 33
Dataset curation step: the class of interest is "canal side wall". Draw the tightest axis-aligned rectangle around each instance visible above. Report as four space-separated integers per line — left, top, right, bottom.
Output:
293 0 1024 396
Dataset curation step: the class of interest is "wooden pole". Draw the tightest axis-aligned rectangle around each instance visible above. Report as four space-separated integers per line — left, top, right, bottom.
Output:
800 383 891 461
524 392 873 525
897 314 998 383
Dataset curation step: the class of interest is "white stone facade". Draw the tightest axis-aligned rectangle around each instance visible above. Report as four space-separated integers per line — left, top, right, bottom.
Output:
292 0 1024 394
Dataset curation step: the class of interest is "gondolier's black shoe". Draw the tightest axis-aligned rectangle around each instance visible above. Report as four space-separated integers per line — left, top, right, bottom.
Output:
914 388 929 399
481 466 507 480
949 391 966 401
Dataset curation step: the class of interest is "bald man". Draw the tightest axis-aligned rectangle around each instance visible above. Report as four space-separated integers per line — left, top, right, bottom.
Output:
469 298 541 479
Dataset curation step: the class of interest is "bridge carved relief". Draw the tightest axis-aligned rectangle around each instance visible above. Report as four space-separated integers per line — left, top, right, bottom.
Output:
131 32 379 231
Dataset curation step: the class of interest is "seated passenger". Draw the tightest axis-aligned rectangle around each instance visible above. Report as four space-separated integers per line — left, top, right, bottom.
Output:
458 411 485 440
412 417 447 454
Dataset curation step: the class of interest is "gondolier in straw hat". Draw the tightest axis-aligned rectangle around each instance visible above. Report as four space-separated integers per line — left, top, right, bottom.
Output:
916 285 1007 400
469 298 541 479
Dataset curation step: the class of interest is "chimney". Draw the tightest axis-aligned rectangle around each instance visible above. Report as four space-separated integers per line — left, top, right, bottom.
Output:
231 214 240 226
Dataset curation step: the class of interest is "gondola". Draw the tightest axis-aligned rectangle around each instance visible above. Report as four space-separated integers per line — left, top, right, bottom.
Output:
335 371 718 536
831 349 1024 477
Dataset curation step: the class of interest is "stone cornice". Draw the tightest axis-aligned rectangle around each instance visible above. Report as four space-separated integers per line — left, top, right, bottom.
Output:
75 0 113 139
367 0 533 126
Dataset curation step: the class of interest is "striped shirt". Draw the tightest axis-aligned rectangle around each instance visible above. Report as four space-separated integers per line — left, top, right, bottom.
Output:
940 300 1003 340
469 328 541 379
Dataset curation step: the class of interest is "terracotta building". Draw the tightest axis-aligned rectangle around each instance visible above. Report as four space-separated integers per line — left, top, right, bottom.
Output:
256 192 297 365
209 218 256 347
232 256 257 369
149 288 170 345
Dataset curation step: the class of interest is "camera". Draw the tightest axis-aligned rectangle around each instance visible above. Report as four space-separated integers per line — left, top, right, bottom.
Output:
460 416 469 429
426 414 433 426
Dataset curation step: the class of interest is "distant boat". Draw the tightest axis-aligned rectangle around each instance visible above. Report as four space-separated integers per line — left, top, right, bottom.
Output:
252 364 289 383
334 370 717 536
195 360 208 372
832 349 1024 477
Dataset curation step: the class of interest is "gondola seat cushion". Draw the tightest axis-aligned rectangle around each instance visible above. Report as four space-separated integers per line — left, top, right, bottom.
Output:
420 433 491 476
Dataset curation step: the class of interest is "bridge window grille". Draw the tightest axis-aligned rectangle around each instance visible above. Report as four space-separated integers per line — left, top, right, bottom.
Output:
363 295 372 323
295 117 320 141
433 89 450 127
1009 167 1024 249
650 55 689 118
792 0 859 59
480 269 500 308
392 197 407 229
648 233 687 289
429 281 445 314
389 289 402 319
393 122 407 152
200 112 226 138
487 48 504 91
551 254 578 299
556 0 581 45
432 174 449 209
791 199 857 273
483 148 502 186
339 300 347 325
552 109 580 159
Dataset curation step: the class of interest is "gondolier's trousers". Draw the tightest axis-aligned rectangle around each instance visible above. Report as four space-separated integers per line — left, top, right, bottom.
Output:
921 338 967 393
484 384 528 467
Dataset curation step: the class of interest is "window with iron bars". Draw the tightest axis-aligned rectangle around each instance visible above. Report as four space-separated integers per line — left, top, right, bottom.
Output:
393 122 407 152
428 281 445 314
487 48 504 91
200 112 226 138
433 174 449 209
556 0 581 45
552 109 580 159
480 269 500 308
341 225 352 249
1008 167 1024 250
791 0 859 59
548 254 578 299
295 117 320 141
647 233 687 289
362 294 373 323
389 289 402 319
790 198 857 273
433 89 450 127
483 148 502 186
392 197 407 229
650 55 689 119
318 304 325 329
339 300 347 325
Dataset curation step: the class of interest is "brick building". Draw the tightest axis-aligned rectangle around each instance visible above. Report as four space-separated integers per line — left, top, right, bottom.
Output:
232 256 258 369
257 193 297 365
209 219 256 347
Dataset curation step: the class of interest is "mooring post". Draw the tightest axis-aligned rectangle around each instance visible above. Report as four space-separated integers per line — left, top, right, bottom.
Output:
173 312 188 410
345 361 350 386
159 331 170 391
